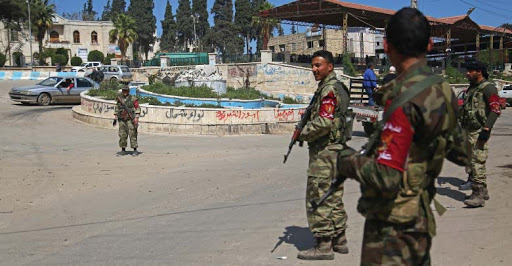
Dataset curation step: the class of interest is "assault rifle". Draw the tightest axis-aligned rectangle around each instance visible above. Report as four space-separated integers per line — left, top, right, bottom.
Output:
283 92 319 164
113 95 136 127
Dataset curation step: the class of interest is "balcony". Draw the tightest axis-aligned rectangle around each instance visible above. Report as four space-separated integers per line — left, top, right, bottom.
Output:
46 40 71 49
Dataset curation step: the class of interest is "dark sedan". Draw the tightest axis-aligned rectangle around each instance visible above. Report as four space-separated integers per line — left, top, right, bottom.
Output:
9 76 99 105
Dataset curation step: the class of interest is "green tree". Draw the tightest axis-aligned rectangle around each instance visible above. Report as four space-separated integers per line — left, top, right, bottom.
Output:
109 14 138 62
251 1 279 50
51 54 67 66
82 0 96 21
235 0 252 54
251 0 265 51
55 48 69 64
342 53 356 76
0 52 6 67
212 0 244 58
176 0 193 51
160 1 178 52
109 0 126 22
192 0 209 50
31 0 55 65
71 56 82 66
101 0 111 21
128 0 156 60
477 49 502 70
0 0 26 21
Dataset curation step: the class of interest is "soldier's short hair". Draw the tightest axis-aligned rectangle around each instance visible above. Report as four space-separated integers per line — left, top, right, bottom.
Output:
386 7 430 57
466 60 489 79
312 50 334 64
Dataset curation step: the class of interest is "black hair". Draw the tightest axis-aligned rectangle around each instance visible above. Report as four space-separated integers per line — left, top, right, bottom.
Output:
466 60 489 79
312 50 334 64
367 63 374 68
385 7 430 57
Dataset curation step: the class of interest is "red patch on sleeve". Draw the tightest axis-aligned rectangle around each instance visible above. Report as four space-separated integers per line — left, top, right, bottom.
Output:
134 99 139 109
376 100 414 172
319 92 337 120
488 94 501 115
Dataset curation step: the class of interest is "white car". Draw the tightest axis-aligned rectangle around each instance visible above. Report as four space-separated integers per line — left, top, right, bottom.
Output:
71 61 102 72
499 85 512 105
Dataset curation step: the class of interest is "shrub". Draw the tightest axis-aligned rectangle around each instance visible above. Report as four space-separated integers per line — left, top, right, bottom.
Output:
51 54 67 66
0 52 6 67
70 56 83 66
55 48 69 65
342 53 357 77
445 66 466 84
104 53 116 64
88 50 104 62
99 79 125 91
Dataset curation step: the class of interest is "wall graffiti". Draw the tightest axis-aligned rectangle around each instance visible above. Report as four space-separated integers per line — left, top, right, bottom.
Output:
92 102 115 114
166 108 205 122
227 65 257 78
273 109 306 122
215 110 260 122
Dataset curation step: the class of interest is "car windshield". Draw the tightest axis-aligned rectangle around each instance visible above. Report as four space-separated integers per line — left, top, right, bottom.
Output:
38 77 62 86
121 66 130 72
80 63 87 67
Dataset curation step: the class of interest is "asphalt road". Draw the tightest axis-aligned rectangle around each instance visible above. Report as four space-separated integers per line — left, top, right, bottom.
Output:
0 80 511 265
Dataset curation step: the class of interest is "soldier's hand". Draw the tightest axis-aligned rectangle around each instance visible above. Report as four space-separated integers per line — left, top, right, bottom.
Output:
133 117 139 126
477 128 490 141
112 120 117 127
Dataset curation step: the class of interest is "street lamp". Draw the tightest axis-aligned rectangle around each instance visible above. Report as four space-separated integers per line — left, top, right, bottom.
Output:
26 0 33 67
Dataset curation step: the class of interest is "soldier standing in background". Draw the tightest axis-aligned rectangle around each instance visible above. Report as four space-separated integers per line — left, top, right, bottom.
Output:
459 61 500 207
114 86 141 156
296 50 350 260
338 7 458 264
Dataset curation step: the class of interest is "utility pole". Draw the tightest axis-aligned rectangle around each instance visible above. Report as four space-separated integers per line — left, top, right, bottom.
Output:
26 0 33 67
411 0 418 9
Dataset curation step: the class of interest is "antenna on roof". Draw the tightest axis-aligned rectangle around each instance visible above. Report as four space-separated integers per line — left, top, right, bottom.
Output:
467 7 475 16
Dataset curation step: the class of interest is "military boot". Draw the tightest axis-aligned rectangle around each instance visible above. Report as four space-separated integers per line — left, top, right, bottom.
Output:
464 183 485 207
332 231 349 254
465 185 489 200
297 237 334 260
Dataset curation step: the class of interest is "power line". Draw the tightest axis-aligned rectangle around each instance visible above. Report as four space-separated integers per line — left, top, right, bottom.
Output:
458 0 512 20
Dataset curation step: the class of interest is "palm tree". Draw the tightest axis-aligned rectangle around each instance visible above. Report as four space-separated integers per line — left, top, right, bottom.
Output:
251 1 280 51
31 0 55 65
109 14 138 63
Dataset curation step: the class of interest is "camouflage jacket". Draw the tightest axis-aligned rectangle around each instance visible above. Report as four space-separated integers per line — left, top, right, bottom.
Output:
339 59 457 236
115 94 141 120
459 79 501 131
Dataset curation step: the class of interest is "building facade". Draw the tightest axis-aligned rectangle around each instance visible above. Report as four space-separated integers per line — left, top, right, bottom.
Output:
268 27 384 60
0 15 135 66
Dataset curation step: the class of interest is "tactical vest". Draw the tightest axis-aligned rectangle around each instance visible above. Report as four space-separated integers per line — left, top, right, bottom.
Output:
359 72 452 232
117 95 136 120
310 77 353 147
459 80 491 131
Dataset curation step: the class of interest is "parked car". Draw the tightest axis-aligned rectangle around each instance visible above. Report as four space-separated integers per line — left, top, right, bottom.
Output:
71 61 102 72
457 88 507 109
499 85 512 106
9 76 99 106
99 65 133 83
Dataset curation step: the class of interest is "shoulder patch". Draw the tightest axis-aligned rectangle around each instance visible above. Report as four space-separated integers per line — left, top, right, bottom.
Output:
488 94 501 115
319 92 337 119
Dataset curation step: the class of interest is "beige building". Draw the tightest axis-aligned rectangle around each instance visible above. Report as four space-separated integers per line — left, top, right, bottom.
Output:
268 27 384 59
0 14 136 66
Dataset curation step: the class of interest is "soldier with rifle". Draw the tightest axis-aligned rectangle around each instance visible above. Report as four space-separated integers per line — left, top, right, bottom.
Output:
114 86 141 156
285 50 351 260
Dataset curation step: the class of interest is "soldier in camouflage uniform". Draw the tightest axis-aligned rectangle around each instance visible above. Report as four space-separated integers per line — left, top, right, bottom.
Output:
338 8 458 265
297 50 351 260
459 61 500 207
114 86 141 155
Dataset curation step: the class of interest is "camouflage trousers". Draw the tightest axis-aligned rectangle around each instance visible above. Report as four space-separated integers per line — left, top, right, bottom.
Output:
466 130 488 185
118 120 138 149
306 145 348 237
361 219 431 266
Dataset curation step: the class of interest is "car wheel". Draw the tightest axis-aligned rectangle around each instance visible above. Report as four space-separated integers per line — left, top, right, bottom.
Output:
110 77 118 82
37 93 51 106
79 69 85 72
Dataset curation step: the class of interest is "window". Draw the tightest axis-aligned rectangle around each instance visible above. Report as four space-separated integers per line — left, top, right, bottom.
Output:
319 40 325 47
269 46 275 52
9 29 18 42
307 41 314 49
73 31 80 43
49 31 59 42
279 44 285 52
76 78 92 88
91 31 98 44
291 43 296 51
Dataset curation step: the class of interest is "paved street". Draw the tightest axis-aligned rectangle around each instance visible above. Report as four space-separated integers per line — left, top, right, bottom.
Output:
0 80 511 265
